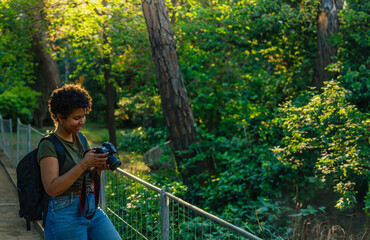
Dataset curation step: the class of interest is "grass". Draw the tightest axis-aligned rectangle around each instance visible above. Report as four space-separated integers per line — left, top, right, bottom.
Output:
80 127 109 147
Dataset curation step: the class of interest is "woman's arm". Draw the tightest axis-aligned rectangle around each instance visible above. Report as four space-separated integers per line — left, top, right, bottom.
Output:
40 150 108 197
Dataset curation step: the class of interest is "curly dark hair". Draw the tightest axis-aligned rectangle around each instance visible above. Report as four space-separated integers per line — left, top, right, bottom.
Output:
48 84 92 126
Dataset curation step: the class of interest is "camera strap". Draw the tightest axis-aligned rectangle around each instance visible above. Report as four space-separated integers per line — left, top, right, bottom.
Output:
79 172 100 220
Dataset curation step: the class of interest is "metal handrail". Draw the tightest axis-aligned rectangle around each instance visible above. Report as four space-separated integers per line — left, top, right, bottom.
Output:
116 168 263 240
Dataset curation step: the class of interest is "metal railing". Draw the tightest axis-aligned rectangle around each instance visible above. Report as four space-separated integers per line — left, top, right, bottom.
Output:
0 116 44 167
0 115 14 166
16 118 44 167
104 169 262 240
0 116 263 240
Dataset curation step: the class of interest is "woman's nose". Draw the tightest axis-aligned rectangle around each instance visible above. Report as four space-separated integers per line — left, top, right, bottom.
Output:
80 117 86 125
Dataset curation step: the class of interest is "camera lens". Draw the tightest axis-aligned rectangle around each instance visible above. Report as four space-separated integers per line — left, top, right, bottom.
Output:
107 155 121 171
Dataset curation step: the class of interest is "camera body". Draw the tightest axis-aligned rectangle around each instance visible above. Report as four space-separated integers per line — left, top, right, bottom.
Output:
92 142 121 170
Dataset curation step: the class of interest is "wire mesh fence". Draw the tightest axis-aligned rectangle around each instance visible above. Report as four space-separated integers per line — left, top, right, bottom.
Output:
0 115 14 166
16 118 44 167
104 169 262 240
103 169 162 239
0 116 263 240
0 116 45 167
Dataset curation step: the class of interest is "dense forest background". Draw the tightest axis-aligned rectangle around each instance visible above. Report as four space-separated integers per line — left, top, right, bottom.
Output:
0 0 369 239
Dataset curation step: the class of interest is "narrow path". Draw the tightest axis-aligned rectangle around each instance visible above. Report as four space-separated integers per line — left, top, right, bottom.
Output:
0 151 43 240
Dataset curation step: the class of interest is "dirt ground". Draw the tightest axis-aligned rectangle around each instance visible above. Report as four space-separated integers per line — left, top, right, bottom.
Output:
0 151 43 240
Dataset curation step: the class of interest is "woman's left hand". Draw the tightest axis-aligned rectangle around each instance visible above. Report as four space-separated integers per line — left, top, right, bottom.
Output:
90 163 110 176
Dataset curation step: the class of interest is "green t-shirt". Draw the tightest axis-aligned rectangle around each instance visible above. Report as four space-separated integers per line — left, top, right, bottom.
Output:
37 132 92 194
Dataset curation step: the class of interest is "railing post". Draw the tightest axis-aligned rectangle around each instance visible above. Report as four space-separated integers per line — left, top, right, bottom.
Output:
9 118 14 167
16 118 20 166
27 123 31 153
160 187 169 240
100 171 106 213
0 115 5 151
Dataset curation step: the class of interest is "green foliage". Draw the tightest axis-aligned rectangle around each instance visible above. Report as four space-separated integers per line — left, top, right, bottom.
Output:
0 86 40 123
289 205 326 217
364 185 370 214
273 81 369 210
117 127 168 154
46 0 155 122
1 0 369 238
329 0 370 111
0 0 35 87
175 0 317 133
115 91 163 128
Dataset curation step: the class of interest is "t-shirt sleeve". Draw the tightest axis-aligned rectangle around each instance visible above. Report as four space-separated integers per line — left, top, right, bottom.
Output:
37 139 58 164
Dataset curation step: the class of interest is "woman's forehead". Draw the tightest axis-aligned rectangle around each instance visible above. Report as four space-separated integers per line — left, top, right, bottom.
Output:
69 108 86 116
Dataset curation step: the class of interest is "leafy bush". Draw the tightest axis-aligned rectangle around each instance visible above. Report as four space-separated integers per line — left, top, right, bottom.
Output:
330 0 370 111
176 0 316 133
115 92 163 128
0 0 35 87
273 81 369 210
117 127 168 154
0 86 40 124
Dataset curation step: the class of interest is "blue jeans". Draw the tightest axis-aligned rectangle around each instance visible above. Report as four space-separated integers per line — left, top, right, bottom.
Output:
45 193 121 240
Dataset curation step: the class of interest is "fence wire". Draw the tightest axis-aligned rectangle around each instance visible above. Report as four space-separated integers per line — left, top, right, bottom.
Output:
0 116 14 166
104 170 162 239
104 169 262 240
16 119 44 167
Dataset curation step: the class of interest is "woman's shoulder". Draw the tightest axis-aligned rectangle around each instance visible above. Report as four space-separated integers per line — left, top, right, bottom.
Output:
39 134 57 149
37 135 58 162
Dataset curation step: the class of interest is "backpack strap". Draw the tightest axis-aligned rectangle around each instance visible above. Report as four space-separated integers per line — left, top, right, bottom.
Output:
77 131 88 150
38 134 66 227
41 134 66 170
41 132 86 169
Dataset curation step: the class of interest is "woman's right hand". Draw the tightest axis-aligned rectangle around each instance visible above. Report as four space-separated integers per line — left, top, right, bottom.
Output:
80 150 109 170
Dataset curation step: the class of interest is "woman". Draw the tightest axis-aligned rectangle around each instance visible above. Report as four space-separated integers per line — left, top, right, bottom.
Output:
38 84 121 240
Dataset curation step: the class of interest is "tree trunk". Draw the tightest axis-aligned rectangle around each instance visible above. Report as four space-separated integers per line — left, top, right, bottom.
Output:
141 0 215 185
104 55 117 147
313 0 343 89
102 0 117 147
31 1 62 128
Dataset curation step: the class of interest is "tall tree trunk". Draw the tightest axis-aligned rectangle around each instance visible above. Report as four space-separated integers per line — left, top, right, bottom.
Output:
104 54 117 147
313 0 343 89
102 0 117 147
141 0 215 185
31 1 62 128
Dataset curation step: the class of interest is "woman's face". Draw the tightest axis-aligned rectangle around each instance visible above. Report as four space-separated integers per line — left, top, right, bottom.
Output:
59 108 86 134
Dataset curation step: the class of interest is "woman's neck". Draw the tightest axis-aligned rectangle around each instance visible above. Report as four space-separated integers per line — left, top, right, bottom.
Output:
55 128 74 142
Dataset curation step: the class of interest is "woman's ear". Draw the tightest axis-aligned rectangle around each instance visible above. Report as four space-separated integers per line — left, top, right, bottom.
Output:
56 113 63 123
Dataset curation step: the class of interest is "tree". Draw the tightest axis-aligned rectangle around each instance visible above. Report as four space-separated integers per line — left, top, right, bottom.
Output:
0 0 60 127
30 0 62 128
141 0 215 184
102 0 117 147
45 0 120 142
313 0 343 89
